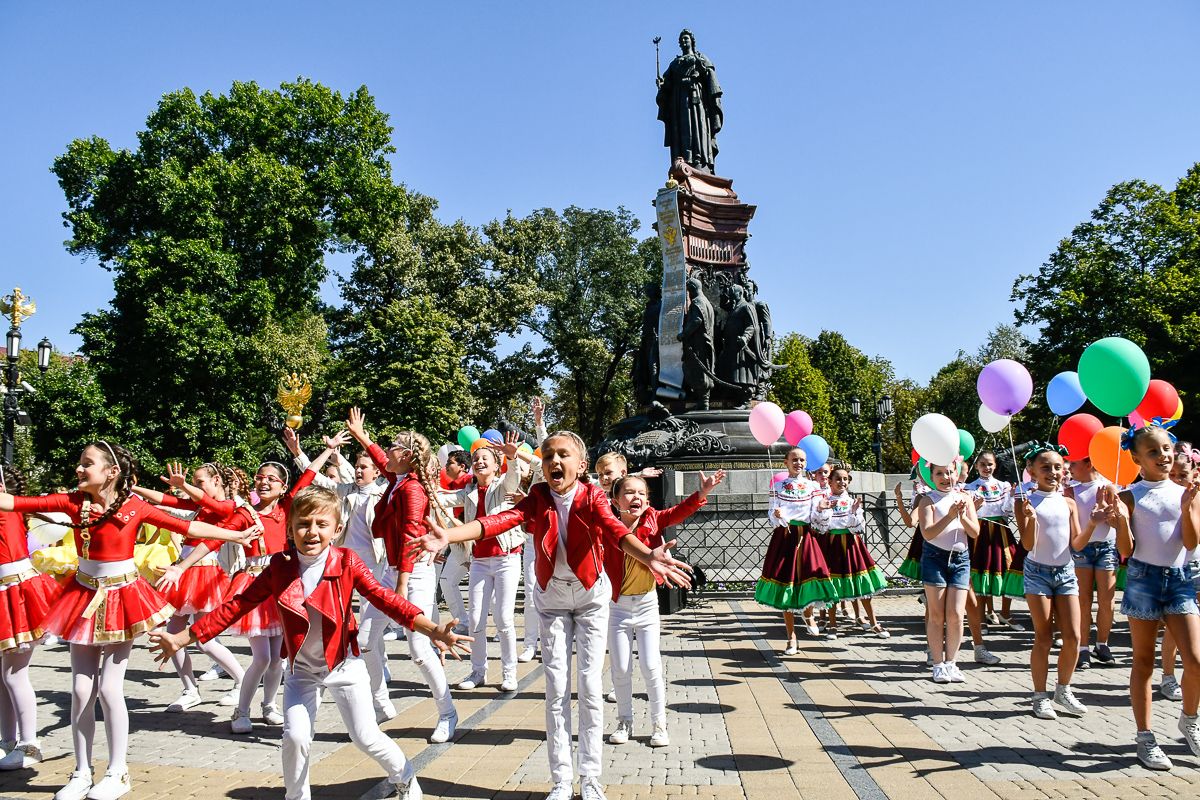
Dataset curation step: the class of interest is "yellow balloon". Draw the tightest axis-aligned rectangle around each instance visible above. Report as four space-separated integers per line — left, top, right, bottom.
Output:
1171 398 1184 421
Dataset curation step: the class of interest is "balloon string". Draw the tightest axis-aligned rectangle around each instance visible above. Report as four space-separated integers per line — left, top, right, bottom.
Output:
1007 421 1022 498
1116 416 1125 486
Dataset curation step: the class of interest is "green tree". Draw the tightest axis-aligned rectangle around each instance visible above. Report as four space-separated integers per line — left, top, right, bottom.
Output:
51 79 402 469
805 331 893 467
19 352 123 479
767 333 842 456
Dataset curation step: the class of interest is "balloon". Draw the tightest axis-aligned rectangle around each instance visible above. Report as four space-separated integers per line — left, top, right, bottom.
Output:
1046 371 1087 416
977 359 1034 416
911 413 959 466
1077 337 1150 417
910 448 919 466
748 402 786 447
917 457 934 489
436 443 454 469
1057 413 1103 460
470 438 492 454
771 471 788 485
481 428 504 445
1128 409 1144 429
1089 425 1139 485
456 426 480 450
783 410 814 446
517 442 533 454
958 429 976 460
1172 398 1184 421
1134 379 1180 423
798 434 830 469
977 404 1010 434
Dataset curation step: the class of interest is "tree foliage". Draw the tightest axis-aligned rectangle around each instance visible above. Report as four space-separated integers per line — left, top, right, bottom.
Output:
767 333 842 456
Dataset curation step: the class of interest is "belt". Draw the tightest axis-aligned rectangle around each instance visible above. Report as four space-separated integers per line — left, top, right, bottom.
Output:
244 564 267 576
76 568 140 620
0 559 36 585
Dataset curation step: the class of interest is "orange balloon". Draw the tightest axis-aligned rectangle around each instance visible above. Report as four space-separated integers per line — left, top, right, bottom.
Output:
1088 426 1139 485
470 438 492 454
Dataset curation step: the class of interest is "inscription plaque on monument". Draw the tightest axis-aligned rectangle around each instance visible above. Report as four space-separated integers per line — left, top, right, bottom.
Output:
655 186 687 399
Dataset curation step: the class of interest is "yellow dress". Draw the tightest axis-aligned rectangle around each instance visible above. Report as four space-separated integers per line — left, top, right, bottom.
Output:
132 523 180 583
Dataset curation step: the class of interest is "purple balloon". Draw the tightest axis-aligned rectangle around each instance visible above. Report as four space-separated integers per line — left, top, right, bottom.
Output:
977 359 1033 416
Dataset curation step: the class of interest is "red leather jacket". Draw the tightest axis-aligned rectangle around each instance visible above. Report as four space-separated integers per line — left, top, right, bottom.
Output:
602 492 705 602
192 547 421 672
478 481 635 591
366 443 428 572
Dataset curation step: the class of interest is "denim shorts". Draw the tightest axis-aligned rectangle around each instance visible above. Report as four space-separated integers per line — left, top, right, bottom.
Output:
921 542 971 589
1121 558 1200 620
1070 540 1118 572
1023 558 1079 597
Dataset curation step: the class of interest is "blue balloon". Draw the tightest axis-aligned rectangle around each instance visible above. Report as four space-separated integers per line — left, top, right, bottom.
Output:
1046 371 1087 416
799 434 830 470
481 428 504 444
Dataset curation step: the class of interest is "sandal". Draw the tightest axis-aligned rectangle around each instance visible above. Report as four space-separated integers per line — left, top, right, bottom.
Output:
784 636 798 656
825 625 839 641
871 624 891 639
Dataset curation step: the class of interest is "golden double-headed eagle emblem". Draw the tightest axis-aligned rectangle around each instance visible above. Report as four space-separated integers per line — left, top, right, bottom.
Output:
0 288 36 329
276 372 312 430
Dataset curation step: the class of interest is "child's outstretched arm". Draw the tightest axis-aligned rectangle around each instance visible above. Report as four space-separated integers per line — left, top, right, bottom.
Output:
149 565 276 665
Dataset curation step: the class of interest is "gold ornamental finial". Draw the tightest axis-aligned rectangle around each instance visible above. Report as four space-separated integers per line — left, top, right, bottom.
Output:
276 372 312 430
0 288 36 329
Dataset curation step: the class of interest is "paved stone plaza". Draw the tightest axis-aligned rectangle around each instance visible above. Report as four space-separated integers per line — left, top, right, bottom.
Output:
4 595 1200 799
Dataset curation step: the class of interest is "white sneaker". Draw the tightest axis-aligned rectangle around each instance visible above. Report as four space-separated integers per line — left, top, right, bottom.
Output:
608 717 632 744
945 663 965 683
458 672 485 690
43 634 61 647
500 676 519 692
1179 712 1200 756
545 782 573 800
53 770 92 800
973 645 1001 666
429 710 457 744
805 621 820 636
0 743 42 769
0 738 13 756
1137 731 1173 770
1161 674 1184 701
261 703 284 726
1032 693 1057 720
197 664 225 681
1053 683 1087 716
604 690 617 703
230 709 253 734
218 685 241 707
518 646 537 663
375 699 398 723
580 777 608 800
931 663 950 684
393 773 422 800
86 769 131 800
783 638 798 656
650 724 670 747
166 688 201 712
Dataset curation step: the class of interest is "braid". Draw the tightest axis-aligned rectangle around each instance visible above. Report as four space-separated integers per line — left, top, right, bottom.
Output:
398 430 451 527
0 464 27 497
229 467 251 501
75 441 135 529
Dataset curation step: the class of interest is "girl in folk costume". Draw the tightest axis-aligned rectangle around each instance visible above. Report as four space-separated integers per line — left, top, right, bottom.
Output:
915 461 980 685
441 433 525 692
345 408 460 744
965 451 1016 623
0 442 252 800
1066 457 1118 672
754 447 839 652
152 486 471 800
1109 422 1200 770
1156 443 1200 702
131 461 246 712
159 454 318 734
0 465 60 771
813 466 889 639
411 431 693 800
895 475 928 581
605 470 725 748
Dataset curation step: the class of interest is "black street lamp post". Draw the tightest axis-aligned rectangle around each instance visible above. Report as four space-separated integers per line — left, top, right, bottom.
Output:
1 288 52 466
851 394 893 473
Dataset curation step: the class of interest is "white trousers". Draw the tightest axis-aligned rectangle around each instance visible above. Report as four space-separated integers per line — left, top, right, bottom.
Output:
608 591 665 726
522 536 540 651
347 545 391 710
538 573 609 783
468 553 521 680
281 658 410 800
438 545 470 625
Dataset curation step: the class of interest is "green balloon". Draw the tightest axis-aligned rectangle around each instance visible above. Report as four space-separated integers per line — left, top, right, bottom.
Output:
456 426 481 450
1077 337 1151 417
958 429 976 460
918 458 935 489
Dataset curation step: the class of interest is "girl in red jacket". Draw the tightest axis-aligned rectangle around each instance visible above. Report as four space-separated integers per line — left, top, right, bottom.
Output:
0 441 252 800
411 431 692 800
604 469 723 749
151 485 469 800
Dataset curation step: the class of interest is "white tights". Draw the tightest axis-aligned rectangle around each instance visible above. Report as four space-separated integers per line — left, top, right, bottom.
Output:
237 635 285 714
69 642 133 773
166 614 245 692
0 647 37 745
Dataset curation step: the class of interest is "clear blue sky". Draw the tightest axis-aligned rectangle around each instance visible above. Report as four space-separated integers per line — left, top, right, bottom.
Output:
2 2 1198 382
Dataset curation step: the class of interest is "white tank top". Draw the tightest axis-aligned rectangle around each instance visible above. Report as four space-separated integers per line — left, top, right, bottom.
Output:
1027 491 1073 567
1070 479 1113 544
924 490 968 552
1129 479 1187 568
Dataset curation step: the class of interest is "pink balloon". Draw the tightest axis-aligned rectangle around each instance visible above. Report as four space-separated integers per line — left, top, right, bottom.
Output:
771 471 788 485
1128 409 1144 429
748 402 786 447
783 410 814 446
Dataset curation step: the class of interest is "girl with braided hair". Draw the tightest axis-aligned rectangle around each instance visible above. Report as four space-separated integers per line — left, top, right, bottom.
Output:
1015 443 1089 721
0 441 253 800
346 407 461 744
132 462 246 713
0 464 60 772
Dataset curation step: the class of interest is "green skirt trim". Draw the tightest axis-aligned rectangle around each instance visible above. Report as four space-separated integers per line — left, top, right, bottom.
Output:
755 576 838 611
897 558 921 581
971 570 1007 597
1001 571 1025 598
829 567 888 600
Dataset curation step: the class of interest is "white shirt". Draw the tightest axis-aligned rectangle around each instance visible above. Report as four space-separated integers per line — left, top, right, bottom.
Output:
1130 479 1187 568
292 453 388 563
966 477 1011 520
1027 491 1074 567
1070 479 1113 544
549 484 579 580
294 549 331 674
768 476 820 526
924 489 969 552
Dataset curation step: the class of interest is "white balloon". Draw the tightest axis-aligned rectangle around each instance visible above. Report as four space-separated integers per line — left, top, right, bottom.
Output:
910 413 960 466
977 404 1011 434
436 443 454 469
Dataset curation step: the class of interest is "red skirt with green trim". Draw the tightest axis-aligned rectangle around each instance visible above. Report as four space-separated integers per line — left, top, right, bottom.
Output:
820 530 887 600
1001 539 1028 598
755 524 839 611
898 528 923 581
971 518 1016 597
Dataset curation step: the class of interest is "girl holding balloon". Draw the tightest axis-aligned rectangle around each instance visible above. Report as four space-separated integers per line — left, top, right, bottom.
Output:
1157 443 1199 702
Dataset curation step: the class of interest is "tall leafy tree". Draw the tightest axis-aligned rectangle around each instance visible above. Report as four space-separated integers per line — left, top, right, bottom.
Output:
805 331 892 467
51 79 401 469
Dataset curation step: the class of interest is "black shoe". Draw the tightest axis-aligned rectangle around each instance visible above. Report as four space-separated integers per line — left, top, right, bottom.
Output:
1093 643 1116 664
1075 650 1092 670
